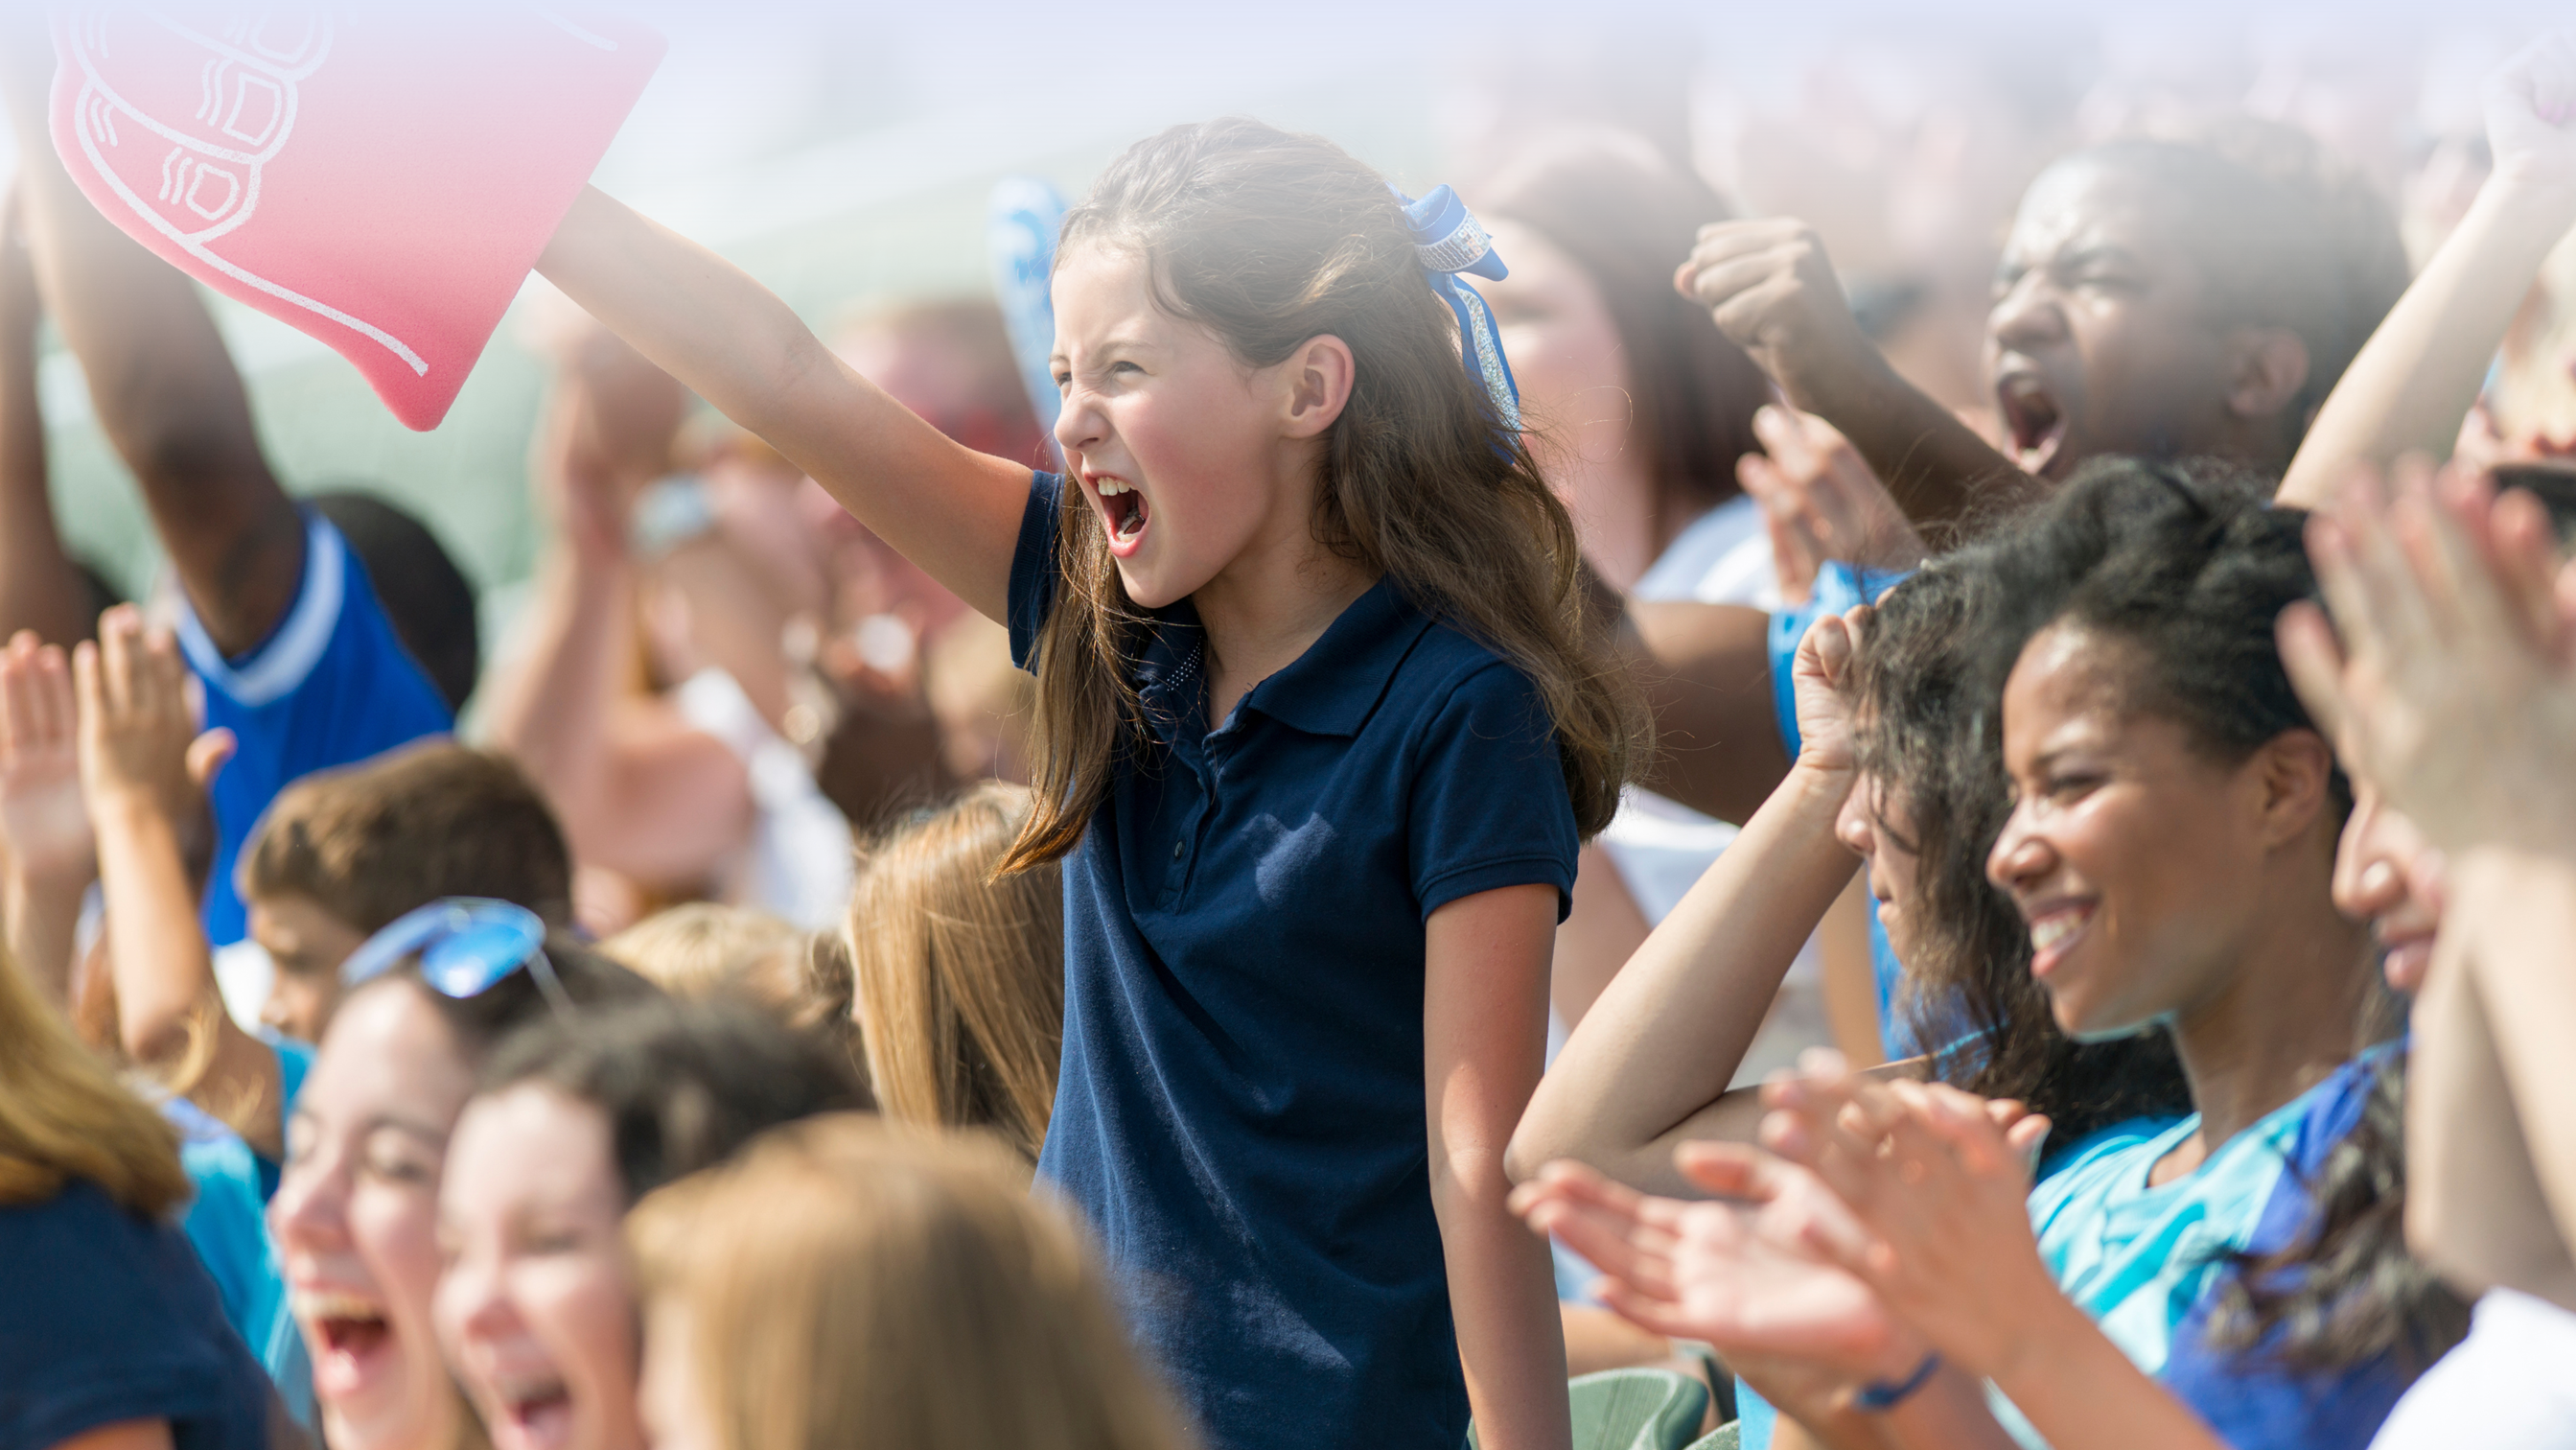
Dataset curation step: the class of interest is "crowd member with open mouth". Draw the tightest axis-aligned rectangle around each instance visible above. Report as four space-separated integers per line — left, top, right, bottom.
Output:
433 997 863 1450
269 906 658 1450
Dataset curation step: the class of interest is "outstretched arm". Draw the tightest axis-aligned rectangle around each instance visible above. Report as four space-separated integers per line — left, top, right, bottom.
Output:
0 48 302 658
2278 32 2576 508
537 188 1030 621
0 198 95 650
479 357 752 891
1510 610 1871 1197
76 606 279 1157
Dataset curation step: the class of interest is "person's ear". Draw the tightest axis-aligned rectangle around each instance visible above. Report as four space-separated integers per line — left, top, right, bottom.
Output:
1278 335 1355 439
2222 327 2311 424
2252 727 2336 849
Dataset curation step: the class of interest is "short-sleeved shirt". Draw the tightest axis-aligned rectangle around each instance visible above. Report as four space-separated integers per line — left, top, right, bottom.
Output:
2370 1290 2576 1450
168 1038 313 1399
1985 1054 2380 1447
1008 472 1580 1450
177 510 455 946
0 1179 272 1450
2157 1046 2414 1450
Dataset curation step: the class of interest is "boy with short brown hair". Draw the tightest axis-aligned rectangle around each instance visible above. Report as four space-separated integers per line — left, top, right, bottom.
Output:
242 741 572 1041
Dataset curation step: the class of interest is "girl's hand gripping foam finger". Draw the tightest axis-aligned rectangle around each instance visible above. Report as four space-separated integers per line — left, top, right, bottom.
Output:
2487 30 2576 198
2282 461 2576 859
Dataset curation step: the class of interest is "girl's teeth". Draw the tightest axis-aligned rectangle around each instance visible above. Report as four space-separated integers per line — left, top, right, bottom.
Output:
1098 479 1130 496
2031 914 2082 951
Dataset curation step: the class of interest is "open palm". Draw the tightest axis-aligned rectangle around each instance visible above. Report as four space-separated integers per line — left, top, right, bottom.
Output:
0 633 93 880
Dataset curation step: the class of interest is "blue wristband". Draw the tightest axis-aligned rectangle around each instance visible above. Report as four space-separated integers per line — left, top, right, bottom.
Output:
1853 1352 1940 1412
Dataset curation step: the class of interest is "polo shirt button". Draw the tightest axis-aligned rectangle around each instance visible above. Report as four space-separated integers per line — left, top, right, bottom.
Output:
1172 840 1186 860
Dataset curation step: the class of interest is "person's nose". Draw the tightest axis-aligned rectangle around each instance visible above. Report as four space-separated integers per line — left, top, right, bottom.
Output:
1988 271 2067 357
270 1149 349 1254
445 1250 519 1349
1986 802 2054 894
1053 382 1105 461
2332 806 2408 925
1833 782 1874 859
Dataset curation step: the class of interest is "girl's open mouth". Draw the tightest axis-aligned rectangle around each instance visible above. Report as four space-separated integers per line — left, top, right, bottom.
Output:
1096 477 1150 553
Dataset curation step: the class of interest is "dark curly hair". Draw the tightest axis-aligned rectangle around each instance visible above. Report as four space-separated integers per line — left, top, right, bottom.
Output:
1850 560 2190 1148
1963 457 2465 1376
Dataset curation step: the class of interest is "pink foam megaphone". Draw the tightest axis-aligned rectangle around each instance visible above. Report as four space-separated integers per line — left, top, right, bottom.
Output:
51 4 663 430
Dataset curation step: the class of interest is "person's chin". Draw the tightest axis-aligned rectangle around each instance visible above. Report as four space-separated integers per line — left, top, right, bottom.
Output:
1111 553 1201 613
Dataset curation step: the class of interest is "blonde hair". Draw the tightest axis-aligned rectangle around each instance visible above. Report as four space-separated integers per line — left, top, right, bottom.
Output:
847 783 1061 1163
604 903 812 1004
1002 118 1645 871
0 947 190 1216
629 1115 1192 1450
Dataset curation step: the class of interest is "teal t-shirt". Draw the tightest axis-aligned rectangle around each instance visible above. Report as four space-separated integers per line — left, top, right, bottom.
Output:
1988 1070 2342 1446
167 1036 314 1424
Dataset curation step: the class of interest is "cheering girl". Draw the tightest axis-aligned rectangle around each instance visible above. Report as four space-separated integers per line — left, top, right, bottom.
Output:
536 118 1639 1450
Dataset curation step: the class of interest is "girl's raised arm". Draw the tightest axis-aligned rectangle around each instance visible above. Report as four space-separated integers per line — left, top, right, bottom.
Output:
1508 610 1886 1200
538 187 1035 621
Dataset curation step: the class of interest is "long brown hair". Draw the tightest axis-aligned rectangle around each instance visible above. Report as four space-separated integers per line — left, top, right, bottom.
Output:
849 783 1062 1163
630 1114 1195 1450
1476 128 1771 552
0 946 191 1217
1002 118 1645 870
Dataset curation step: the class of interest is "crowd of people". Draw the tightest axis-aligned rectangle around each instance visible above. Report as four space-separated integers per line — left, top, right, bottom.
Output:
6 12 2576 1450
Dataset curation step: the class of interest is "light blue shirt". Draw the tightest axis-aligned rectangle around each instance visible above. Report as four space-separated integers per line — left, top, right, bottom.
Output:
1987 1074 2337 1446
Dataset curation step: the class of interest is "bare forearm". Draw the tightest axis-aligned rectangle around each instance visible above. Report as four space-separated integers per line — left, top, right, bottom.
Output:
1618 601 1789 827
1510 761 1855 1194
0 317 90 648
2280 175 2576 508
1871 1367 2029 1450
1436 1155 1572 1450
2452 848 2576 1259
1977 1298 2225 1450
537 188 1025 619
4 73 296 653
481 550 632 831
1780 353 2036 545
3 858 90 1008
90 799 217 1063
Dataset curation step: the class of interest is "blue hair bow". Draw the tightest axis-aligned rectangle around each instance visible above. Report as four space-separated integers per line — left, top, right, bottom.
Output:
1396 184 1521 434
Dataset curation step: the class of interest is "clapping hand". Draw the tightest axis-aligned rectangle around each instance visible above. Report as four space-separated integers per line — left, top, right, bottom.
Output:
1740 407 1924 604
1755 1052 2062 1382
2278 459 2576 862
1511 1145 1933 1394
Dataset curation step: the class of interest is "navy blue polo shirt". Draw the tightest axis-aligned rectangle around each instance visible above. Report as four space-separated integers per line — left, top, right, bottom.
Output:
1008 472 1579 1450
